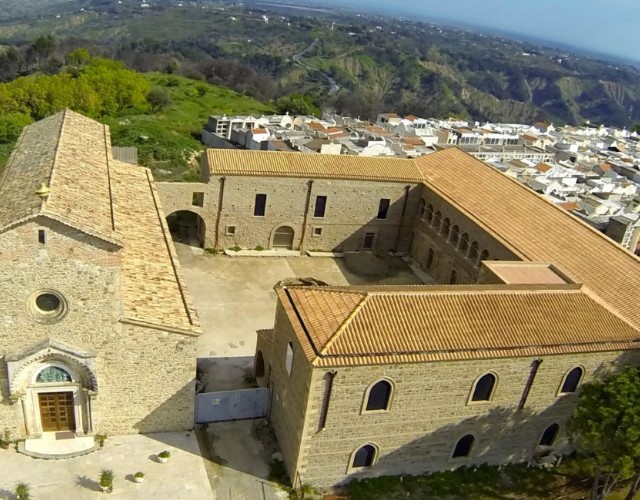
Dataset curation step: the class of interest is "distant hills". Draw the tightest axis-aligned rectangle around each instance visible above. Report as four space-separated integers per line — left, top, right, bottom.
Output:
0 0 639 127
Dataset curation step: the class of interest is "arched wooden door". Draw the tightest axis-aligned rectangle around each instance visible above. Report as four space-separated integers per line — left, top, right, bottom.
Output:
273 226 295 249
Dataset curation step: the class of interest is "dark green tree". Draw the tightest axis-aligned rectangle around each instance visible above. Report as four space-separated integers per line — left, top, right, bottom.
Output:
147 87 172 111
275 93 320 117
568 367 640 500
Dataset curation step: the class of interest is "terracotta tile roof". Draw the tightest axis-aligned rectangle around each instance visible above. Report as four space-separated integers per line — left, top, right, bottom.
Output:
558 202 580 211
415 148 640 330
0 109 121 245
281 286 640 366
403 137 426 146
206 149 422 182
251 128 268 135
535 162 553 173
111 161 200 333
308 122 326 131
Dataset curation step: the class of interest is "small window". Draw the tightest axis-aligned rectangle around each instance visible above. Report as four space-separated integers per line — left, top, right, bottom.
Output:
441 218 451 238
479 249 490 262
452 434 475 458
365 380 392 411
285 342 294 376
540 423 559 447
560 367 584 394
459 233 470 253
450 225 460 245
363 232 375 251
192 192 204 207
377 198 390 220
254 194 267 217
352 444 376 468
314 195 327 218
433 211 442 229
449 269 458 285
38 229 46 244
313 227 323 237
471 373 496 402
226 225 237 236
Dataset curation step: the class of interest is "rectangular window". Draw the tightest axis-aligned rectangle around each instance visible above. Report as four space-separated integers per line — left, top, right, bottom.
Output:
314 195 327 218
192 192 204 207
363 232 375 250
254 194 267 217
377 198 390 220
226 225 236 236
38 229 46 244
313 227 323 237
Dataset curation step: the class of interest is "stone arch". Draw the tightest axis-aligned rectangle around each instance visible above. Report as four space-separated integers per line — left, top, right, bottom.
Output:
166 210 206 247
271 225 295 250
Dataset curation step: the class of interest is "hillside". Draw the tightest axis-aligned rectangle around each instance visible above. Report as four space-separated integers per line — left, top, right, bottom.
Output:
0 1 639 127
0 56 273 180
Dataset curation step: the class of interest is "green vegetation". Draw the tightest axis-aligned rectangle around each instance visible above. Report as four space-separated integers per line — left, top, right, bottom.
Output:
0 52 272 179
568 367 640 500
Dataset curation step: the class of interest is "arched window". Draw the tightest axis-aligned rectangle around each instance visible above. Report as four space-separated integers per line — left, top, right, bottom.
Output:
449 269 459 285
36 366 72 383
441 218 451 238
418 198 426 218
365 380 393 411
450 225 460 245
479 249 490 262
452 434 475 458
352 444 377 468
255 351 265 378
468 241 480 262
432 211 442 230
425 205 434 224
285 342 294 376
539 424 559 447
560 367 584 393
470 373 496 402
459 233 470 254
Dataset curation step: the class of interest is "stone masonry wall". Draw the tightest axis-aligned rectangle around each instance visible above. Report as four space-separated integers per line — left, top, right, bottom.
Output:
0 219 196 438
256 302 314 483
291 350 640 487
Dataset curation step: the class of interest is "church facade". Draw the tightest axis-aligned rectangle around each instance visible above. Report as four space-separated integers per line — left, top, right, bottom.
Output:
0 111 200 443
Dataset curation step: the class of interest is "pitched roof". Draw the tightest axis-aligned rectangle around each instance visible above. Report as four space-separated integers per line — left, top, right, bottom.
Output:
281 286 640 367
111 160 200 333
206 149 422 182
414 148 640 330
0 110 121 245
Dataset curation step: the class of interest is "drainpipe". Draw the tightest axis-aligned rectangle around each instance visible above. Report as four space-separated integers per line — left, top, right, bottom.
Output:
393 185 411 253
518 358 542 411
213 176 226 252
299 180 314 253
318 370 337 431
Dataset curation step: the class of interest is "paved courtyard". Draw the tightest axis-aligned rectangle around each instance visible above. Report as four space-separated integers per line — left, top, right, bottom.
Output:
0 433 213 499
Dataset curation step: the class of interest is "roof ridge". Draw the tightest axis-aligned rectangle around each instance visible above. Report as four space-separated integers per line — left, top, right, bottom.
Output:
319 293 370 356
43 109 68 213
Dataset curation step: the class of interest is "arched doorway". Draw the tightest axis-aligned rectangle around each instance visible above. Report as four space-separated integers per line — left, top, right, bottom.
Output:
166 211 205 247
272 226 295 250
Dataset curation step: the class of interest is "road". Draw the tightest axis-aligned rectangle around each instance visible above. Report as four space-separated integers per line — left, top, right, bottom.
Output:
292 38 341 96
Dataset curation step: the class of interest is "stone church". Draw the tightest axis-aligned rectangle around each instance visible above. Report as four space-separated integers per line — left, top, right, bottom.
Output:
0 110 200 448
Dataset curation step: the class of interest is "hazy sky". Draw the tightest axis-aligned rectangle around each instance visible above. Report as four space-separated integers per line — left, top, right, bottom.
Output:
303 0 640 61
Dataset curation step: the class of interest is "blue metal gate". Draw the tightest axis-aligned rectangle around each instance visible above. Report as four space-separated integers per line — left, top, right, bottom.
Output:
195 388 269 423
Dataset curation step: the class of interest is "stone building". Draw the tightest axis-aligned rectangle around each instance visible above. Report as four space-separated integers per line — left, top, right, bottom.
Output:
209 148 640 487
0 110 200 448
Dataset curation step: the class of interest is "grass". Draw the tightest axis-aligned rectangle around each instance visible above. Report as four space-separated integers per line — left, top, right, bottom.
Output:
344 462 634 500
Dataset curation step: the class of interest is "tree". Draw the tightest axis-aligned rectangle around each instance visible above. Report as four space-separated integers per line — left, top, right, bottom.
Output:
0 112 32 143
275 93 320 117
568 367 640 500
147 87 172 111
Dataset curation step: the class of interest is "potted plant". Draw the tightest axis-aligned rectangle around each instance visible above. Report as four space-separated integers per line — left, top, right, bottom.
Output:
157 450 171 463
133 471 145 483
99 469 114 493
15 482 30 500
